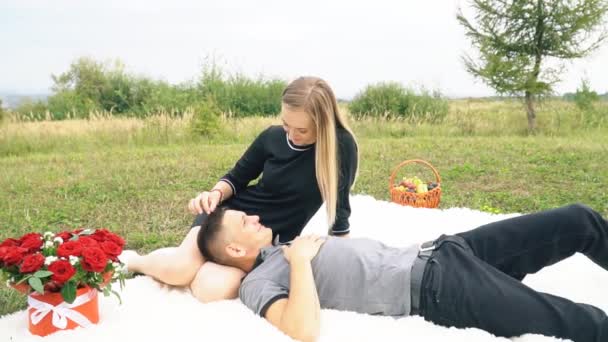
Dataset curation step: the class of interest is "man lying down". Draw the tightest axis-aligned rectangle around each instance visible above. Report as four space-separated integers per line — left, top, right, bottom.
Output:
196 204 608 342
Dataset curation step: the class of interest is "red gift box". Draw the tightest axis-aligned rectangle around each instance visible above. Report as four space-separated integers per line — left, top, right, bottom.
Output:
27 286 99 337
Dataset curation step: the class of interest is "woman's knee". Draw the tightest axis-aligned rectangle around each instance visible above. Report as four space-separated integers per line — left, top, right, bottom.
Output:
190 262 245 303
567 203 594 215
564 203 602 224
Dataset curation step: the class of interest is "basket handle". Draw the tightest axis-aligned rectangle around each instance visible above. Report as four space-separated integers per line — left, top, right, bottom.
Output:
388 159 441 190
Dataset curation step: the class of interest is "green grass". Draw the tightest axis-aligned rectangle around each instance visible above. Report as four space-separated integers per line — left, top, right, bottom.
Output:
1 100 607 316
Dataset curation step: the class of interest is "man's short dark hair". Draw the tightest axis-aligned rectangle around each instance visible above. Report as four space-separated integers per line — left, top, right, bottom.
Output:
196 207 227 263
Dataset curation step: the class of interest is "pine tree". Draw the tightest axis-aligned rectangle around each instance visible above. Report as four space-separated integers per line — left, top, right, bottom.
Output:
458 0 608 132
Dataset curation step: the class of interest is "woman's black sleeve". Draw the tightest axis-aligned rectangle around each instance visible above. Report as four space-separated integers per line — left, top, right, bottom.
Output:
330 131 358 235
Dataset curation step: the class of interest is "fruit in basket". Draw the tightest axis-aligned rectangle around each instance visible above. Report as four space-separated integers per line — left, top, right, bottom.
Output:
394 176 439 194
401 176 423 189
398 183 415 192
406 176 423 187
416 183 428 194
399 180 414 189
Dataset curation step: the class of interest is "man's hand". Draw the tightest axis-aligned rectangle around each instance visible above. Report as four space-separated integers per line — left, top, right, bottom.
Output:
282 235 325 264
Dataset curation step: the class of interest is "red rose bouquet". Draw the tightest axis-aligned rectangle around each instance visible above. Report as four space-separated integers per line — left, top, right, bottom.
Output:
0 228 127 303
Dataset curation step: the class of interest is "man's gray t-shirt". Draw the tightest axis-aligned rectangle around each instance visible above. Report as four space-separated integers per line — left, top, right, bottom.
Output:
239 237 419 317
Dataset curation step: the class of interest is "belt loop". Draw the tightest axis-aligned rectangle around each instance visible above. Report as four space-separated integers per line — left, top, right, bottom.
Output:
410 239 436 316
418 240 436 257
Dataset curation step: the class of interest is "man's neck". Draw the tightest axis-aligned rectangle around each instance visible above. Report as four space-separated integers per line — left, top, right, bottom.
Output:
238 256 257 273
236 245 272 272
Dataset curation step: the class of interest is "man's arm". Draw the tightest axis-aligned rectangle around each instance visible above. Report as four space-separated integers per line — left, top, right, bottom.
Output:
264 235 324 342
265 261 320 342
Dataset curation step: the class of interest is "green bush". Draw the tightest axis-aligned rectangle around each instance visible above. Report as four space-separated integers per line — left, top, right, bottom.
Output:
13 98 50 121
573 79 600 112
349 82 405 117
190 97 222 137
47 90 99 119
197 63 286 117
45 57 196 119
15 93 100 121
137 81 198 117
20 57 287 121
349 82 448 122
572 79 607 127
51 58 145 117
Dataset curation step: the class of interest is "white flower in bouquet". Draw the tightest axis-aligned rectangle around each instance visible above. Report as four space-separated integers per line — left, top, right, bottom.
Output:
44 256 58 266
69 255 79 265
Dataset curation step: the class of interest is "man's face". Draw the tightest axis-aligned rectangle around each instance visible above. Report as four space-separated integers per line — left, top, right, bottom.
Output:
222 210 273 253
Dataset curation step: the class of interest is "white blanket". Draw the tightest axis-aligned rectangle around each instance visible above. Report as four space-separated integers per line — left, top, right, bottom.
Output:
2 195 607 342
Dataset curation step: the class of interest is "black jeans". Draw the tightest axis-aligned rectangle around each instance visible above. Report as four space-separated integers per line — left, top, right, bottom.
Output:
418 204 608 342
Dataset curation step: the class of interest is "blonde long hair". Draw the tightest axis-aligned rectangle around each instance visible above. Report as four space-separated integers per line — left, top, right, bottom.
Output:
282 77 359 228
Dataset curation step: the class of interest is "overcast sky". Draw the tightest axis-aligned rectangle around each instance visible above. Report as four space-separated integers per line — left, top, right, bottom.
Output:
1 0 607 99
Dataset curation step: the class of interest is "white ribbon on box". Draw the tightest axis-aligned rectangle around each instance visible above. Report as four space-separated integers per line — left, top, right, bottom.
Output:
27 288 97 329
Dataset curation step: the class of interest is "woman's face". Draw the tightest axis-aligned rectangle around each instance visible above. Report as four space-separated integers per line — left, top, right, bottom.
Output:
280 103 317 145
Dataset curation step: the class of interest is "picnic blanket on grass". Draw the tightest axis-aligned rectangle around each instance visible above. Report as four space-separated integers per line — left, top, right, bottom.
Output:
3 195 606 342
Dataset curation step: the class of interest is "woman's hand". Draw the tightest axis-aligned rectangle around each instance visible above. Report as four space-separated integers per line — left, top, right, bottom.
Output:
188 190 222 215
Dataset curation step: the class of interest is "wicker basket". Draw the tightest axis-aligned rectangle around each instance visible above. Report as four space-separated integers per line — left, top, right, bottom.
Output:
389 159 442 208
